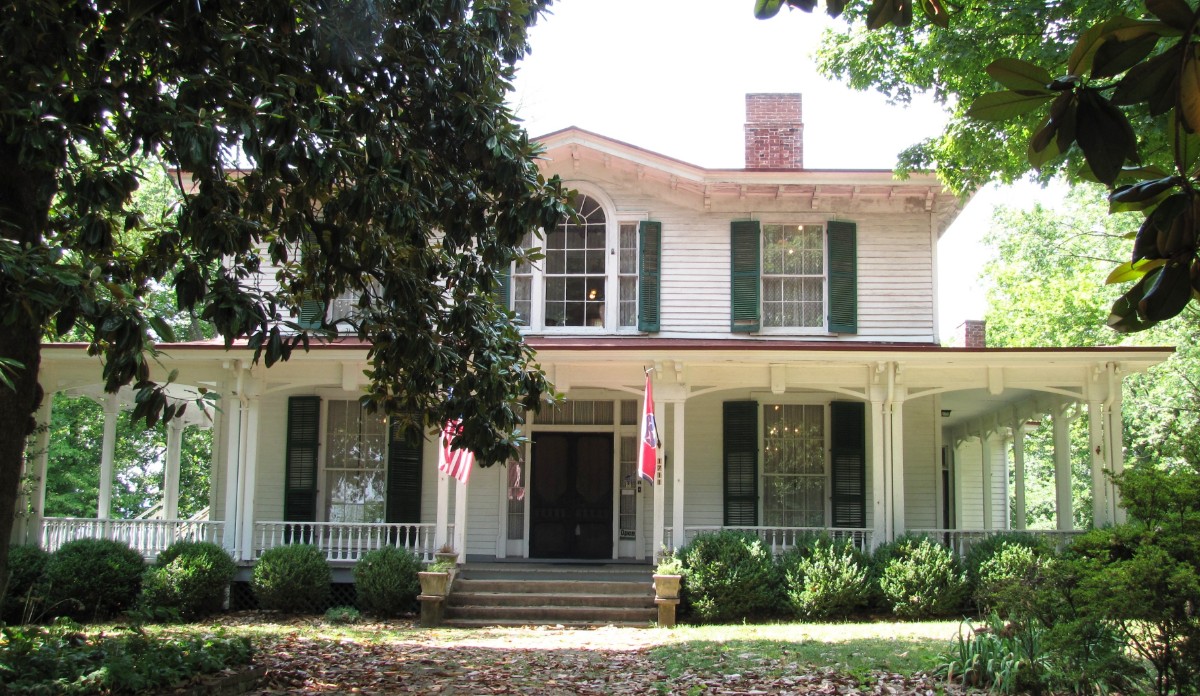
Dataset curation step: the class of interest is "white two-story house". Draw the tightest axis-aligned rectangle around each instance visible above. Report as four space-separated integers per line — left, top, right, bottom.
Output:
22 94 1171 565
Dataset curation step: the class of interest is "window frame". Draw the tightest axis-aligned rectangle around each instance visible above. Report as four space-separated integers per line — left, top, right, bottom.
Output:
758 220 829 335
316 394 389 524
510 185 643 334
758 399 832 528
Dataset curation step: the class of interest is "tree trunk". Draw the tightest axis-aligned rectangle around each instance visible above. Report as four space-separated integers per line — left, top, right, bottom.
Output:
0 324 44 604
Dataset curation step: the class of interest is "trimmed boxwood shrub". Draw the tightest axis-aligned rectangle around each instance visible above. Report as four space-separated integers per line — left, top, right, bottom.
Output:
251 544 330 613
877 535 968 619
140 541 237 620
781 539 871 620
353 547 421 617
679 530 778 623
2 545 50 624
973 542 1055 617
963 532 1052 593
45 539 145 621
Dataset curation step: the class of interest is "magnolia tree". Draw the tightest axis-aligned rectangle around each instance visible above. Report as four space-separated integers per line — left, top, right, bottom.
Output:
0 0 567 600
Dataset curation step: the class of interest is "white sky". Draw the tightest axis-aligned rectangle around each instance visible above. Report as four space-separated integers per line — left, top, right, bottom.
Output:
508 0 998 343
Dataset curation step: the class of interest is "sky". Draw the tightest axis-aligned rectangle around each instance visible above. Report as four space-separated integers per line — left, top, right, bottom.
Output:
507 0 1002 343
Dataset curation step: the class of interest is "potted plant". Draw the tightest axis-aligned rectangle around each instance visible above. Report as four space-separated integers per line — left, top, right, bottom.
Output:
653 552 683 600
418 559 454 597
434 543 459 566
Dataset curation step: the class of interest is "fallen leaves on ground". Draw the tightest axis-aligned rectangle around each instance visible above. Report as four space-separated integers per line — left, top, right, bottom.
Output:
214 614 969 695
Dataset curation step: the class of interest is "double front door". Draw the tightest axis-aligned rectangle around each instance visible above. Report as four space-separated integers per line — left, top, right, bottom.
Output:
528 432 614 559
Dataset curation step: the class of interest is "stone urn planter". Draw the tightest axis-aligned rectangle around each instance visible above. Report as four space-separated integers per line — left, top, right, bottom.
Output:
418 570 451 597
434 547 459 566
652 573 682 600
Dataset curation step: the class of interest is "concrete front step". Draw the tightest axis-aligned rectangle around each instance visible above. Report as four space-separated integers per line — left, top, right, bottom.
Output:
442 563 658 628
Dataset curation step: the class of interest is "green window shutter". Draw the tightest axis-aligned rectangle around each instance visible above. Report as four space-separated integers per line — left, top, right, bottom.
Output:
297 300 325 330
638 220 662 332
830 400 866 528
827 220 858 334
730 220 761 333
723 400 759 526
385 419 424 524
284 396 320 522
497 265 512 310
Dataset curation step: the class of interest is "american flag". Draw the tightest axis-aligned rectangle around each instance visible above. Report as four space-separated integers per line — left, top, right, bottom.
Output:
439 419 474 484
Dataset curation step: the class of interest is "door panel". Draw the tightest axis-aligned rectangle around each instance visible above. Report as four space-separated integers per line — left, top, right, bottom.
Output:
530 433 613 559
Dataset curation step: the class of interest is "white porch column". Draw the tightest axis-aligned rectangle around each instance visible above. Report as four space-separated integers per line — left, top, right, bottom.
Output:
435 471 450 552
869 388 886 547
1011 418 1026 530
163 418 184 521
670 400 686 553
220 364 245 555
1053 403 1074 532
97 393 120 520
1087 398 1108 528
237 394 260 560
1106 366 1126 524
652 396 666 559
981 432 993 530
890 387 907 538
453 478 468 558
20 391 54 546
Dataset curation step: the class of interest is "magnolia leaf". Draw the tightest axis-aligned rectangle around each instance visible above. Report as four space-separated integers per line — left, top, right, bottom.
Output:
967 90 1055 121
1109 281 1157 333
918 0 949 28
1140 260 1193 321
1070 17 1166 77
1168 121 1200 176
1106 258 1165 284
1181 45 1200 132
148 314 176 343
825 0 848 17
1146 0 1195 31
754 0 785 18
866 0 895 29
1092 33 1161 79
1133 193 1188 261
1109 176 1180 212
986 57 1053 92
1075 88 1138 185
894 0 913 27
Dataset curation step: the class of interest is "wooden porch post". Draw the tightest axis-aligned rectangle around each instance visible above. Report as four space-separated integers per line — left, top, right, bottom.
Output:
435 471 450 552
220 377 243 556
238 393 261 561
981 432 993 530
1106 366 1126 524
890 387 907 539
652 396 666 559
1011 418 1026 530
20 387 53 546
671 400 685 553
453 477 468 559
1087 397 1108 529
97 393 119 520
163 418 184 521
869 387 886 548
1052 403 1074 532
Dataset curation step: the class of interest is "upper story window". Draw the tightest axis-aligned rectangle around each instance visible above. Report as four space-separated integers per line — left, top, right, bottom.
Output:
731 219 857 335
509 192 661 333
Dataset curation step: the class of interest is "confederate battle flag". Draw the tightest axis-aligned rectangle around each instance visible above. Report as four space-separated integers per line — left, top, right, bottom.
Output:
638 372 660 483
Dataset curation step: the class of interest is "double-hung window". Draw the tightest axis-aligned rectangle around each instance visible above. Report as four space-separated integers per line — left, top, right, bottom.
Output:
730 219 857 334
508 192 661 332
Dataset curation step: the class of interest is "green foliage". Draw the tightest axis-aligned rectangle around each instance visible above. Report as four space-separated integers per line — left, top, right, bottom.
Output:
251 544 331 614
973 543 1054 618
352 547 421 618
678 531 780 623
780 539 871 620
0 619 252 694
655 552 684 576
43 393 213 519
941 614 1051 694
1 545 49 624
877 536 969 619
44 539 144 621
324 606 363 625
139 541 236 621
963 532 1052 591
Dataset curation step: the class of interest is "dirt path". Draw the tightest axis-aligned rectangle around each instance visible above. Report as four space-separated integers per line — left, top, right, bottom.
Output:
232 619 962 695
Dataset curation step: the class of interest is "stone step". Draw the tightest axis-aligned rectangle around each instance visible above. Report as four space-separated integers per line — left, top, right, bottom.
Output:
442 603 657 625
452 578 653 596
448 589 654 609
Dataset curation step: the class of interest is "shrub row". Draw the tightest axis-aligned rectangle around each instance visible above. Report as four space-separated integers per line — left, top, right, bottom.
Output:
675 530 1050 624
4 539 425 625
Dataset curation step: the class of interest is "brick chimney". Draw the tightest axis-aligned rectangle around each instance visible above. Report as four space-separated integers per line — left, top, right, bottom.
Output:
745 93 804 169
959 319 986 348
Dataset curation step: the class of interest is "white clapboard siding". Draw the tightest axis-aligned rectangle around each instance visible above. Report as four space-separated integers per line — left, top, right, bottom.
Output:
953 436 1009 530
901 397 938 530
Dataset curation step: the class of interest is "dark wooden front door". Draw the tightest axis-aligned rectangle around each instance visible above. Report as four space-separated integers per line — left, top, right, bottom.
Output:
529 433 613 559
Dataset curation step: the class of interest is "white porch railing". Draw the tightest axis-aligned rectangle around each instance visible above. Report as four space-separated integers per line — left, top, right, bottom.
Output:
907 528 1086 556
678 526 874 555
252 521 444 562
40 517 224 560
